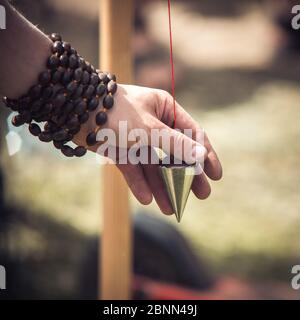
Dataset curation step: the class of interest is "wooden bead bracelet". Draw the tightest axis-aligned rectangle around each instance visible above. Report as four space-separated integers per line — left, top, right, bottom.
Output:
2 33 118 157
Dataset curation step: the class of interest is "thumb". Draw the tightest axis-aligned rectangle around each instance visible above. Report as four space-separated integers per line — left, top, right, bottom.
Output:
151 121 207 165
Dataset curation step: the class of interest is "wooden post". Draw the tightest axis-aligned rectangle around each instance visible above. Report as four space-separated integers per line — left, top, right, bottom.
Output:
99 0 134 300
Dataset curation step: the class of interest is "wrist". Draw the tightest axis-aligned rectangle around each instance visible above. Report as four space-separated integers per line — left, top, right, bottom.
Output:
3 33 118 158
0 1 52 98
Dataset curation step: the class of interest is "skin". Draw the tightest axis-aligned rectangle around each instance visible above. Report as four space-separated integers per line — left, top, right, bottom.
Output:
0 0 222 215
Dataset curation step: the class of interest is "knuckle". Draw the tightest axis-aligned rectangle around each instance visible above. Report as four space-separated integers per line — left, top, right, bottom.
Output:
154 89 171 106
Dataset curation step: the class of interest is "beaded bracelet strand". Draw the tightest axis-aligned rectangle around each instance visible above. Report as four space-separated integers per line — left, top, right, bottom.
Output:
2 33 118 157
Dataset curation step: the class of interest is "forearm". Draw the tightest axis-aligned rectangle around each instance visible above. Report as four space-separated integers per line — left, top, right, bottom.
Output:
0 0 52 98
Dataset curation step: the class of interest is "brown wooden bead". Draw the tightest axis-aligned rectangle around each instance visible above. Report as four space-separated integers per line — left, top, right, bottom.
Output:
48 120 57 132
86 62 92 73
107 73 116 82
38 132 52 142
19 110 32 123
53 129 69 141
66 115 79 129
50 33 62 42
74 146 87 157
53 94 66 108
52 105 61 116
51 83 65 98
74 100 87 115
98 72 109 84
64 102 74 114
43 122 51 132
59 53 69 67
41 86 53 100
78 57 86 69
43 103 53 114
30 99 42 112
61 145 74 157
61 106 72 118
39 71 51 86
29 85 42 100
79 112 89 124
53 140 64 149
81 70 90 85
56 114 68 127
37 115 48 125
103 94 114 109
19 96 31 110
48 54 60 69
52 68 63 83
29 123 41 136
65 133 73 142
44 121 53 132
88 97 99 111
74 68 83 81
86 132 97 146
62 41 71 54
107 80 117 94
52 41 64 55
83 85 95 98
72 98 81 106
73 84 84 99
46 121 58 132
12 115 25 127
37 113 51 122
70 48 77 55
90 73 99 86
96 111 107 126
31 111 40 120
69 125 81 135
69 54 78 69
96 83 106 96
66 81 78 95
62 69 74 85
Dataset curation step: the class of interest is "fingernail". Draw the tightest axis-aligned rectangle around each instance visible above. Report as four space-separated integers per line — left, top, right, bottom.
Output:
194 145 207 162
185 145 207 165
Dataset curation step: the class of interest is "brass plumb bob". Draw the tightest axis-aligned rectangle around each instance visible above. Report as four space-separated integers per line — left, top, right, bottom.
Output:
159 163 196 222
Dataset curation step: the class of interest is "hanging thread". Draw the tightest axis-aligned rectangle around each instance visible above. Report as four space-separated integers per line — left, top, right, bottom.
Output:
167 0 176 129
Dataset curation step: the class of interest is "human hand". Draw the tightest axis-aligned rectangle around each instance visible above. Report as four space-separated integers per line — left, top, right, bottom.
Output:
74 84 222 214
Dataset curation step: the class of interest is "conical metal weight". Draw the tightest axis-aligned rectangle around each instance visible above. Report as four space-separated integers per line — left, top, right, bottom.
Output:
159 164 196 222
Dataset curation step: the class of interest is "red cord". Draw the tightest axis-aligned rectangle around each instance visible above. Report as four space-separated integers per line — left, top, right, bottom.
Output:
167 0 176 129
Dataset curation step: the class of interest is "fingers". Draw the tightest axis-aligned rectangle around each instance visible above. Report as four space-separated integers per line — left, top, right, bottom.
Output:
116 157 213 211
152 120 207 165
117 163 153 205
158 91 222 180
117 161 174 215
192 172 211 199
203 135 223 180
143 163 174 215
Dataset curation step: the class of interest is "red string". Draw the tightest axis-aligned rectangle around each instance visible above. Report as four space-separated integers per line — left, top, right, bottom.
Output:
167 0 176 129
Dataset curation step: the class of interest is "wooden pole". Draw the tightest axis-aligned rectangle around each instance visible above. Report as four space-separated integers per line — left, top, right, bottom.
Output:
99 0 134 300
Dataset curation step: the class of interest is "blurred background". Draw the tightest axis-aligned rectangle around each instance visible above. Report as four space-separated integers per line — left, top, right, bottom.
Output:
1 0 300 299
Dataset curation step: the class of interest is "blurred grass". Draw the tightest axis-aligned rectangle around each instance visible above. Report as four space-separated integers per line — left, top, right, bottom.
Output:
3 153 101 235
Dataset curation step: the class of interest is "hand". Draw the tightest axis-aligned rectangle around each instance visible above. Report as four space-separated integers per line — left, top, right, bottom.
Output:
74 84 222 214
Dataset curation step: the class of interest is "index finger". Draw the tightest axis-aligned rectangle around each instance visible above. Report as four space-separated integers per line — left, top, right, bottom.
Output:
160 93 222 180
